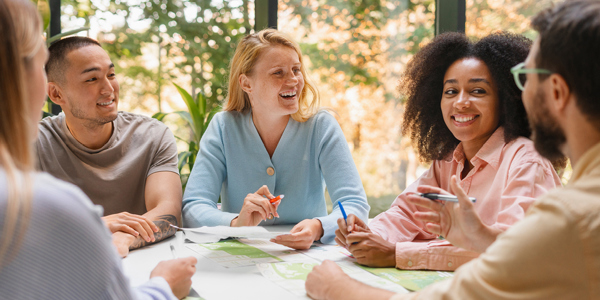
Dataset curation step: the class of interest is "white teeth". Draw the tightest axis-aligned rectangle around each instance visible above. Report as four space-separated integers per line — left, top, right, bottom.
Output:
98 99 114 106
279 91 297 97
455 116 475 123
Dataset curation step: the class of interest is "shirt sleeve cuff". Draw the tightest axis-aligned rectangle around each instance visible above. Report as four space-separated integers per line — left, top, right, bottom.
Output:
132 276 178 300
395 240 479 271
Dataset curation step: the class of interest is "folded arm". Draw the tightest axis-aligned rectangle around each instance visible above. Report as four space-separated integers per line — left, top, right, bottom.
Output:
112 171 182 257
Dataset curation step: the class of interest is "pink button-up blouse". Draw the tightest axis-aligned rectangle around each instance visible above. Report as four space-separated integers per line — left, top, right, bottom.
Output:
369 127 562 271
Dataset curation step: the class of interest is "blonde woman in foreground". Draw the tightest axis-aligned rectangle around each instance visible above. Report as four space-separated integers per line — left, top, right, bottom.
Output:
0 0 196 298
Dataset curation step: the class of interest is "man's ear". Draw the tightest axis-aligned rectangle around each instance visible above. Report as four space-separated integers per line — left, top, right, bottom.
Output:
47 82 65 106
548 73 571 114
239 74 252 94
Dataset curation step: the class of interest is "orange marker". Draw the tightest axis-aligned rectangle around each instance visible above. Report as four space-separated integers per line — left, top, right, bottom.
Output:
270 194 284 204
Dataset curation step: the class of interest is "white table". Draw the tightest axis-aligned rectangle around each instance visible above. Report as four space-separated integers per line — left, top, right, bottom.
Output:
123 224 411 300
122 225 315 300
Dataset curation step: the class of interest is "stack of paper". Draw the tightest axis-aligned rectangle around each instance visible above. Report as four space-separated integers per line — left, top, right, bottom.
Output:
172 225 289 244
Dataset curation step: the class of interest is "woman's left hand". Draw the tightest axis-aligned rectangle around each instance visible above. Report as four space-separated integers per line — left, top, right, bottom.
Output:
271 219 324 249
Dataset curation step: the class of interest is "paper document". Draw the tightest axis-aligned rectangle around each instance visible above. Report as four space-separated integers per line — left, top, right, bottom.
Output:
177 225 289 239
186 238 309 268
257 261 408 298
359 266 453 291
182 230 224 244
297 244 354 262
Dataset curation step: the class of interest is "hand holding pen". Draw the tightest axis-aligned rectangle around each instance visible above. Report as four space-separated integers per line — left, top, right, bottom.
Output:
231 185 282 227
334 202 369 248
336 202 397 267
406 175 500 253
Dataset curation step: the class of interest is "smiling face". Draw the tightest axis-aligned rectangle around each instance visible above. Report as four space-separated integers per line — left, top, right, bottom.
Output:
241 45 304 117
56 45 119 128
441 57 500 150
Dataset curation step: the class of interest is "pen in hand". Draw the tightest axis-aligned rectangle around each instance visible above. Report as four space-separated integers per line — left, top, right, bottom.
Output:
338 202 358 245
170 242 201 298
269 194 284 204
416 193 477 203
169 243 178 259
267 195 284 220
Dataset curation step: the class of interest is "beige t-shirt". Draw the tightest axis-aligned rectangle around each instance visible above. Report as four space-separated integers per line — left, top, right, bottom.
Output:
37 111 179 216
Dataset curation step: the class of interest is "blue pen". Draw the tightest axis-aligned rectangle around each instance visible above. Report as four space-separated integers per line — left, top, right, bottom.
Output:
339 202 357 245
339 201 348 222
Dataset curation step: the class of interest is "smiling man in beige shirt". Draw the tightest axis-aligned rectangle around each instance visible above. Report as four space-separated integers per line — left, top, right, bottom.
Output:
305 1 600 299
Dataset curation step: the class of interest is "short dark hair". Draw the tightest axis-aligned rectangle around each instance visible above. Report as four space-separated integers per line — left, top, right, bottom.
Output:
45 36 101 83
400 32 531 162
531 0 600 128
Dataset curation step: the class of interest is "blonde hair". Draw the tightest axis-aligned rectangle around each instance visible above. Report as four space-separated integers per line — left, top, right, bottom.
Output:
224 29 320 122
0 0 42 268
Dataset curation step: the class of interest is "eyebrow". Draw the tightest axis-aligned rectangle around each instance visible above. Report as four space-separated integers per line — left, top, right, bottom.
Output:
81 63 115 75
443 78 491 85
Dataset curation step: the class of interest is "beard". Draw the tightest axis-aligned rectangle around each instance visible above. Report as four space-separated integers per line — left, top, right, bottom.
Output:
69 100 118 128
529 88 567 162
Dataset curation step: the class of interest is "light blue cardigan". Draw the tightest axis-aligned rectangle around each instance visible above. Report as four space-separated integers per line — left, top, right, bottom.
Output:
182 110 369 244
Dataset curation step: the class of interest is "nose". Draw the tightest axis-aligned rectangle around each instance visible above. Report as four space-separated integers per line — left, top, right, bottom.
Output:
286 71 300 84
454 91 470 110
100 76 115 95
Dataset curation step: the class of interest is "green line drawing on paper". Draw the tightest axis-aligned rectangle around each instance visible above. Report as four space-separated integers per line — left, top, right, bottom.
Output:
199 239 282 260
271 262 318 280
359 265 453 291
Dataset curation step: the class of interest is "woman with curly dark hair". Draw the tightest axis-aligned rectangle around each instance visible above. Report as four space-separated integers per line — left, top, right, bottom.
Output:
334 32 563 271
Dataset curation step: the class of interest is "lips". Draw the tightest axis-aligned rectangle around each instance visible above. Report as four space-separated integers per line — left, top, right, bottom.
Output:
279 90 297 98
98 99 114 106
451 114 479 126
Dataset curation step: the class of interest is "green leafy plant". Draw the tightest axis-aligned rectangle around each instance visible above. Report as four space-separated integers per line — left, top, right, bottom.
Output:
153 83 219 188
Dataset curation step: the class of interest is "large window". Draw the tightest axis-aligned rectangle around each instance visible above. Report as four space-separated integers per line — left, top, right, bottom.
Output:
55 1 566 213
466 0 559 39
279 1 436 216
59 0 255 115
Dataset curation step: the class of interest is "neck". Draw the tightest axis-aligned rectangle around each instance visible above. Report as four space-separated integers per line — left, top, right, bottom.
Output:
461 136 490 165
65 117 114 150
251 110 289 157
459 133 495 179
563 119 600 168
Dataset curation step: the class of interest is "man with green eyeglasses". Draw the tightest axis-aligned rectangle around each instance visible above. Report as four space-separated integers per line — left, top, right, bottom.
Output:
305 1 600 299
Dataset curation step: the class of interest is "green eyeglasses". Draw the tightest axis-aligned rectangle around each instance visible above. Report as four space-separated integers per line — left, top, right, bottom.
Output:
510 62 553 91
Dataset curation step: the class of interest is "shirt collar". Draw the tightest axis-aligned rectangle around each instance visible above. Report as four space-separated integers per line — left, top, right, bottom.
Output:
452 127 505 169
570 141 600 184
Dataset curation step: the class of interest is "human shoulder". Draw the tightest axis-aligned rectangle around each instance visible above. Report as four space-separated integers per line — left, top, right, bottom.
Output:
502 136 549 167
308 109 338 125
302 109 340 135
38 113 66 136
213 110 247 126
544 177 600 220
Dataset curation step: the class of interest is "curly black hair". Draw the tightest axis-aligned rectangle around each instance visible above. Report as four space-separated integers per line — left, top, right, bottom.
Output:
400 32 532 162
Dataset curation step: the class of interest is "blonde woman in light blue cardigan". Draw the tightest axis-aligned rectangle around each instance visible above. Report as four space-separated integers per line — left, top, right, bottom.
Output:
182 29 369 249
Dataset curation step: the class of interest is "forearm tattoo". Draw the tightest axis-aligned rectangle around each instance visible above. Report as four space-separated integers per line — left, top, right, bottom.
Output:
130 214 177 250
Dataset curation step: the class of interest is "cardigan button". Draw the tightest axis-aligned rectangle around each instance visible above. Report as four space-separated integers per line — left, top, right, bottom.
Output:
266 167 275 176
407 260 413 267
448 262 453 268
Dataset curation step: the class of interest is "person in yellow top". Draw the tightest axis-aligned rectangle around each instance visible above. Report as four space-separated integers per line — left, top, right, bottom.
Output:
305 0 600 299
